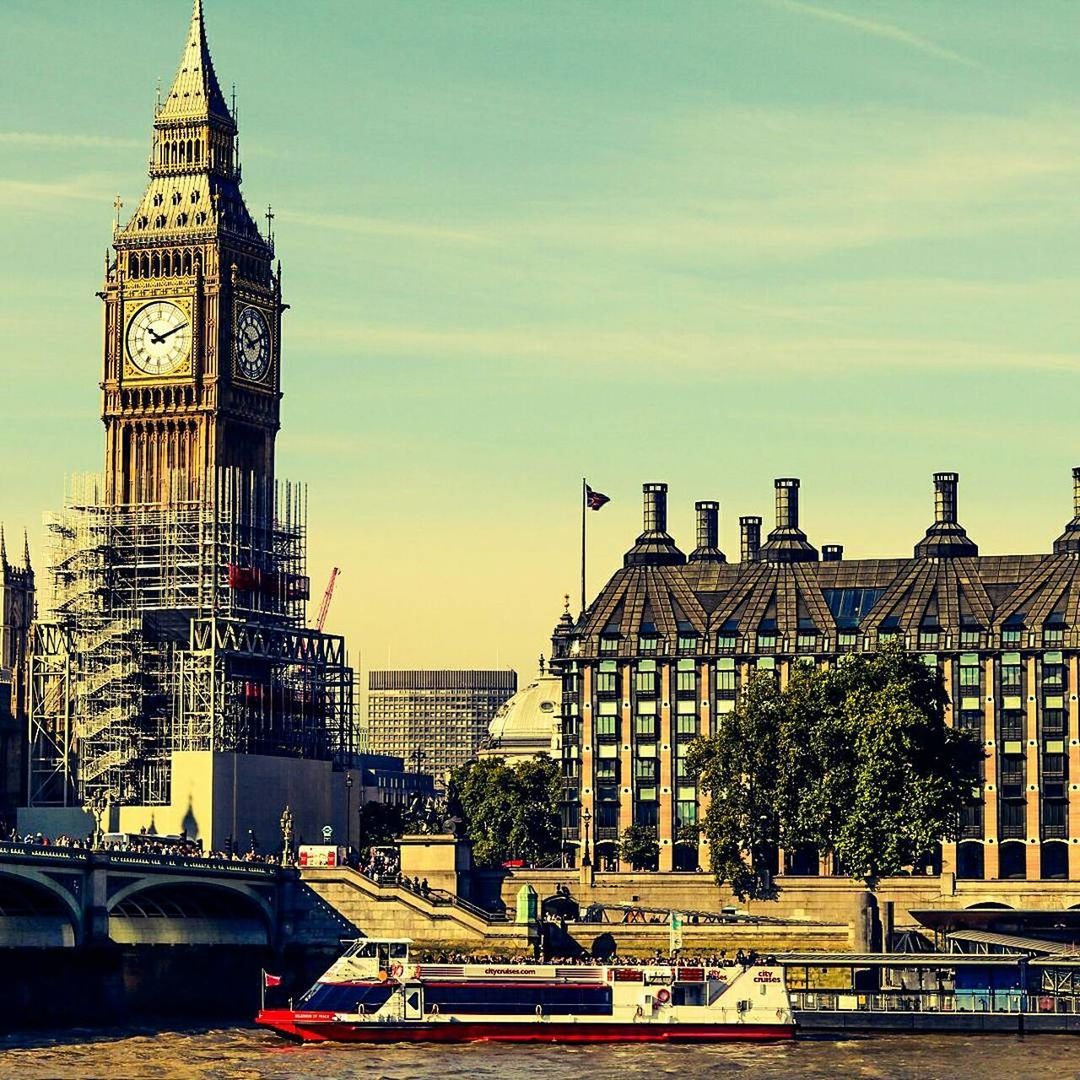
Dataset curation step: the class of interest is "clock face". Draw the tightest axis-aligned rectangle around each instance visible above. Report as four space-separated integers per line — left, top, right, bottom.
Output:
235 305 271 381
126 300 191 376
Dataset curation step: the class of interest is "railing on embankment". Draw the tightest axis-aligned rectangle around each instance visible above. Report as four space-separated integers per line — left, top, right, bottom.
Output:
299 866 533 953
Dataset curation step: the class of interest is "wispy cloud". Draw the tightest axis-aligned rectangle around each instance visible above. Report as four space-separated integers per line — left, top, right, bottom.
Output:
0 175 122 211
277 209 488 246
766 0 979 68
0 131 141 149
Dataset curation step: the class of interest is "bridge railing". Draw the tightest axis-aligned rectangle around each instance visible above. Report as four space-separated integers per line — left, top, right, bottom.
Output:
0 841 278 876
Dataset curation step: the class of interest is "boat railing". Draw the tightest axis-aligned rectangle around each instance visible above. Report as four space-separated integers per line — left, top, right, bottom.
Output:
790 989 1080 1014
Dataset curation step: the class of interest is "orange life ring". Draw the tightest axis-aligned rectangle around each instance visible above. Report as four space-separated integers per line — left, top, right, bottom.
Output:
655 988 671 1005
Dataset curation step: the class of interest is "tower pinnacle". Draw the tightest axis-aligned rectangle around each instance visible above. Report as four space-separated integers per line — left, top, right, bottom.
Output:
158 0 233 126
0 525 6 568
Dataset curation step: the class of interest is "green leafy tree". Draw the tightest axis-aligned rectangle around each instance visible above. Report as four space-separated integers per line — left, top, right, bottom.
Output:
689 643 984 897
357 800 406 847
447 756 561 867
620 823 660 871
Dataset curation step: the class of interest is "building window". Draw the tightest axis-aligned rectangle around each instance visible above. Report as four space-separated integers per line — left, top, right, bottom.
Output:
1044 626 1065 646
918 629 938 650
1002 626 1023 647
634 660 657 695
676 800 698 827
716 632 737 652
1043 708 1066 737
677 634 698 653
634 758 658 781
958 654 980 690
959 628 981 648
716 658 737 696
796 631 817 653
638 635 657 655
595 759 619 783
595 712 618 739
634 713 657 739
599 635 619 655
676 658 696 693
838 631 858 650
1000 652 1022 694
756 633 777 653
676 704 698 737
596 660 618 694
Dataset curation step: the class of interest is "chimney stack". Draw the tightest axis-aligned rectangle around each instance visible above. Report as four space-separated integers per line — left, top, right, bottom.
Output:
623 482 686 567
643 483 667 534
933 472 959 524
775 477 800 530
689 501 726 563
740 516 762 563
914 471 978 558
758 478 818 563
1053 466 1080 554
822 544 843 562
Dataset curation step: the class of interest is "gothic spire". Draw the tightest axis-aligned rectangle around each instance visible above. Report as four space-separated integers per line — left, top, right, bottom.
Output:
0 525 7 568
22 528 31 571
158 0 234 127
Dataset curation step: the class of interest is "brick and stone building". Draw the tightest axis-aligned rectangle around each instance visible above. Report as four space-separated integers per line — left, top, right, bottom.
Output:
553 471 1080 881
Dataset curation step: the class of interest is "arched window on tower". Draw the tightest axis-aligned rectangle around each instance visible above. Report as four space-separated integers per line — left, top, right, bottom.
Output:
151 253 160 277
140 254 150 277
194 140 202 163
128 254 138 279
182 250 192 275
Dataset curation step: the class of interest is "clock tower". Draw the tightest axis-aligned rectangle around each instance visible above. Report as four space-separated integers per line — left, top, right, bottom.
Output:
102 0 281 506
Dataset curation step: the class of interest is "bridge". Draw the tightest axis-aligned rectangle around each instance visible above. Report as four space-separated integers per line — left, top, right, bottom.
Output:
0 842 306 949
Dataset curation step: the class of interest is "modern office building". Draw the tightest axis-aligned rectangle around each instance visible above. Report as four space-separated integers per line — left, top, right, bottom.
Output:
21 0 355 848
553 472 1080 880
367 670 518 781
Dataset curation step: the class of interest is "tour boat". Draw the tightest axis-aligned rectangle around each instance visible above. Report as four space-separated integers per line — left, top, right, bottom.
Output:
256 938 795 1043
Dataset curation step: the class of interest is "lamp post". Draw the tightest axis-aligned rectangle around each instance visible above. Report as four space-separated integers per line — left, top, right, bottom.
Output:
345 772 354 851
581 807 592 869
280 805 294 865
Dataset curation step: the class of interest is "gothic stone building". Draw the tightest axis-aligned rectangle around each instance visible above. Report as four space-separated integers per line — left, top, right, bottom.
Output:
552 471 1080 881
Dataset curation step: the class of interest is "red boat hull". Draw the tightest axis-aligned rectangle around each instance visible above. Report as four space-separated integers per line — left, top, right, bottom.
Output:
256 1009 795 1044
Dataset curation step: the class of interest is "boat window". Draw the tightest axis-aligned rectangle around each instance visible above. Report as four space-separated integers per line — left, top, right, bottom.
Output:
352 942 378 959
390 942 409 959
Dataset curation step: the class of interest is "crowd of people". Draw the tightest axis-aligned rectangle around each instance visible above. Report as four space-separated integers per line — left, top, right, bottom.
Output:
0 821 281 865
413 948 777 968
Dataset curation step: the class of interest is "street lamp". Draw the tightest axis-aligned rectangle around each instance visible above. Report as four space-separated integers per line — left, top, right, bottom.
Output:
345 772 354 851
581 807 592 869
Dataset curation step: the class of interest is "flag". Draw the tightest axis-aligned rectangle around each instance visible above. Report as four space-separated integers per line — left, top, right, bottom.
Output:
586 485 610 511
263 971 283 988
669 911 684 954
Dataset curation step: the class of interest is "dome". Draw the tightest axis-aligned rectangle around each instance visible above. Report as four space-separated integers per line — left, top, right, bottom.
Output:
479 671 561 763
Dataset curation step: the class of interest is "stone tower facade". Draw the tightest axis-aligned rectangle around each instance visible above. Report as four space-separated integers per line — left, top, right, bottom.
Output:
0 529 34 813
102 0 281 506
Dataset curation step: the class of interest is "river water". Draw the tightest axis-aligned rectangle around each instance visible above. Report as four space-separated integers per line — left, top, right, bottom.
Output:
0 1027 1074 1080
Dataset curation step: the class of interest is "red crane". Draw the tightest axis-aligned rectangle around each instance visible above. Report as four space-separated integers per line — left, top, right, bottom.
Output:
316 567 340 632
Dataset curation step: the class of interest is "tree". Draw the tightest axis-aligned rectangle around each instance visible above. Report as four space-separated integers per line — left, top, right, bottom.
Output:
688 642 984 898
447 757 561 867
357 800 406 847
620 823 660 871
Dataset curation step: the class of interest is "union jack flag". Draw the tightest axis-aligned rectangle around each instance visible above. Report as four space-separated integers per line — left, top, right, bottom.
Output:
586 485 610 511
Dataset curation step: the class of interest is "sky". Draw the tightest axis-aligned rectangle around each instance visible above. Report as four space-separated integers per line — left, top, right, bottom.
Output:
3 1 1080 688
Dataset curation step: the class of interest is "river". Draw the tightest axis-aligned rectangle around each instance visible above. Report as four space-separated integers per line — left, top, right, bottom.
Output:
0 1027 1074 1079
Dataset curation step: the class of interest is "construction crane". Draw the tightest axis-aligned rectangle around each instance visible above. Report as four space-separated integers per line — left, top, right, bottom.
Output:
315 567 340 632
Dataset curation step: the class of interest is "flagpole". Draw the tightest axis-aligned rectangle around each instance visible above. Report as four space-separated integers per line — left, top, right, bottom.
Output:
580 477 587 617
260 968 265 1012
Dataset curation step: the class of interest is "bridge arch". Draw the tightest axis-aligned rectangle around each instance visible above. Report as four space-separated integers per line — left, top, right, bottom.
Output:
106 877 273 946
0 868 80 947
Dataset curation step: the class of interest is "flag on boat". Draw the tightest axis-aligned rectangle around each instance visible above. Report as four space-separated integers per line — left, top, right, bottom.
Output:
263 971 283 988
586 485 610 511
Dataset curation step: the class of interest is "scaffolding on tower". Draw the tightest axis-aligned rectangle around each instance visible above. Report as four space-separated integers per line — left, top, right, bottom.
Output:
27 468 356 809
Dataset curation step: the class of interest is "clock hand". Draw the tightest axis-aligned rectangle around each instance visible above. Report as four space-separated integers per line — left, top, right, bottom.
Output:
156 322 188 341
